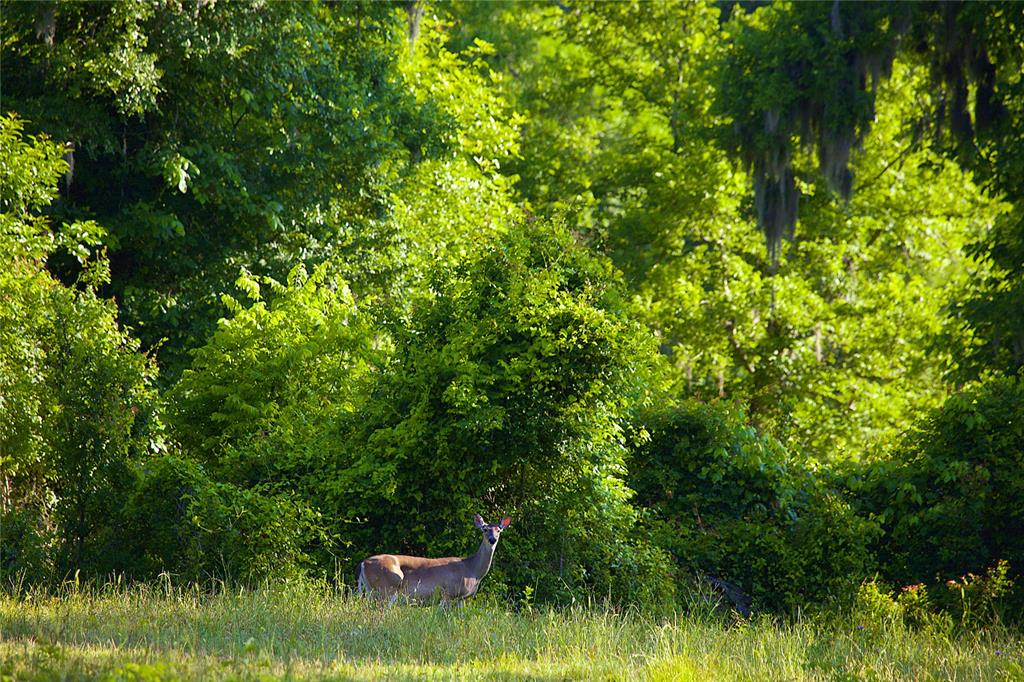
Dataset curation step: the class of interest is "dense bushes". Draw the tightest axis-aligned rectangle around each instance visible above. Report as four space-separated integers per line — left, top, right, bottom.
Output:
2 2 1019 624
629 400 879 612
322 222 672 605
119 456 330 582
1 119 675 602
0 122 1013 616
163 220 674 605
849 375 1024 615
1 116 160 582
166 263 379 484
0 117 342 586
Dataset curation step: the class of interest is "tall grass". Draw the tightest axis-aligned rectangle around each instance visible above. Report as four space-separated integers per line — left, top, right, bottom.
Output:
1 579 1020 680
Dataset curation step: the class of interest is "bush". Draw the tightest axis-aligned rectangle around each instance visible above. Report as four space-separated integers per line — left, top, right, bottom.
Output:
157 220 675 605
629 400 878 613
119 455 331 582
0 499 56 586
1 114 161 584
166 263 379 477
160 263 381 577
297 220 672 605
850 375 1024 619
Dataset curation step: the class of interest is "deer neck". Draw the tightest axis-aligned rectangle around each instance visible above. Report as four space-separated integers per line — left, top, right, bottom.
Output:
467 537 497 579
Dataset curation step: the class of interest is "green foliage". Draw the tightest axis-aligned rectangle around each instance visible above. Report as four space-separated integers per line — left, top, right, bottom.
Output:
715 2 1024 389
1 1 446 376
851 563 1016 634
37 282 161 576
157 264 384 577
629 400 878 612
0 114 160 582
323 220 671 605
850 375 1024 614
0 502 55 585
715 2 1020 250
851 579 954 634
3 0 1023 621
167 264 378 474
715 1 903 254
156 217 672 605
451 4 995 460
951 206 1024 380
387 13 524 289
119 456 329 583
937 560 1016 628
852 579 905 630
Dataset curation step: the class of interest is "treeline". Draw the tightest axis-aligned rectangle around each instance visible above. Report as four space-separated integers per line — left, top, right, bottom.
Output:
1 1 1022 619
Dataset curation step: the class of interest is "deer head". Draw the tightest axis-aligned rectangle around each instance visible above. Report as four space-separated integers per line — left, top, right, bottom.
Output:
472 514 511 547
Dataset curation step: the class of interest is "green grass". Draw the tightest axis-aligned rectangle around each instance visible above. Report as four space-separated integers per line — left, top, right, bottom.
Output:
0 581 1021 681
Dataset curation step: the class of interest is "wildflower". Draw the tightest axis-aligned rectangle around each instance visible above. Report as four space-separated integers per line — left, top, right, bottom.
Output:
856 625 865 630
995 650 1002 656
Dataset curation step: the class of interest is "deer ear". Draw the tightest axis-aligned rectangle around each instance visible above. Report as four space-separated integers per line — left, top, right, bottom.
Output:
472 514 486 529
499 517 511 529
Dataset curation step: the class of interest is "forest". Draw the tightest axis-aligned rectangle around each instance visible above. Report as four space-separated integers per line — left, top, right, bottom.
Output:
1 0 1023 646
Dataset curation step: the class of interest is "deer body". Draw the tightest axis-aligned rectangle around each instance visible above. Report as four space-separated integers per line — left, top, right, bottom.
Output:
358 515 509 604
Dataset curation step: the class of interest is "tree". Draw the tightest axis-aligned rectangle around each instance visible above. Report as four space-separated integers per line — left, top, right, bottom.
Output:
2 1 445 377
715 2 1024 380
448 2 998 457
379 9 525 311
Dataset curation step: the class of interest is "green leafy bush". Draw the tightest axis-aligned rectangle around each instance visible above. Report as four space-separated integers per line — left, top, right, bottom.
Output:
318 220 673 606
1 114 161 583
119 455 330 582
848 568 1015 634
852 579 905 630
0 501 55 585
152 264 383 579
158 219 673 605
629 400 878 612
850 375 1024 618
166 263 379 484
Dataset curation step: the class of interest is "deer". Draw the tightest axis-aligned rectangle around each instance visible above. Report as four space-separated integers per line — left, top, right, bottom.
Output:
356 514 511 605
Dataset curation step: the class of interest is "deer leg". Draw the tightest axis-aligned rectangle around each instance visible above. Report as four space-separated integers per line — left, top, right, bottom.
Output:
382 571 403 607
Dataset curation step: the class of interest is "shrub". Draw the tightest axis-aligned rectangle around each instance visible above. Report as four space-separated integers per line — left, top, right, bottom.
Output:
850 375 1024 619
160 263 381 578
629 400 878 613
317 220 674 606
0 498 56 586
853 579 904 630
119 455 330 582
937 560 1015 627
1 114 161 584
166 263 379 480
159 219 675 605
847 571 1013 634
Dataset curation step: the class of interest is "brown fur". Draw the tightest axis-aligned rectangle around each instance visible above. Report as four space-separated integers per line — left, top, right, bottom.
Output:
357 515 510 604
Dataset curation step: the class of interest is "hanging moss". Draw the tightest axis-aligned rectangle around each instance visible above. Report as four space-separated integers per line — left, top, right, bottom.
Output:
718 2 1007 265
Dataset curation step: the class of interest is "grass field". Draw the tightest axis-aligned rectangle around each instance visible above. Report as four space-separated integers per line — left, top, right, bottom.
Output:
1 581 1021 681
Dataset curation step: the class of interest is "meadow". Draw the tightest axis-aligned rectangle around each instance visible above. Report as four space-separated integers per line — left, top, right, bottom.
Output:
1 581 1020 681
